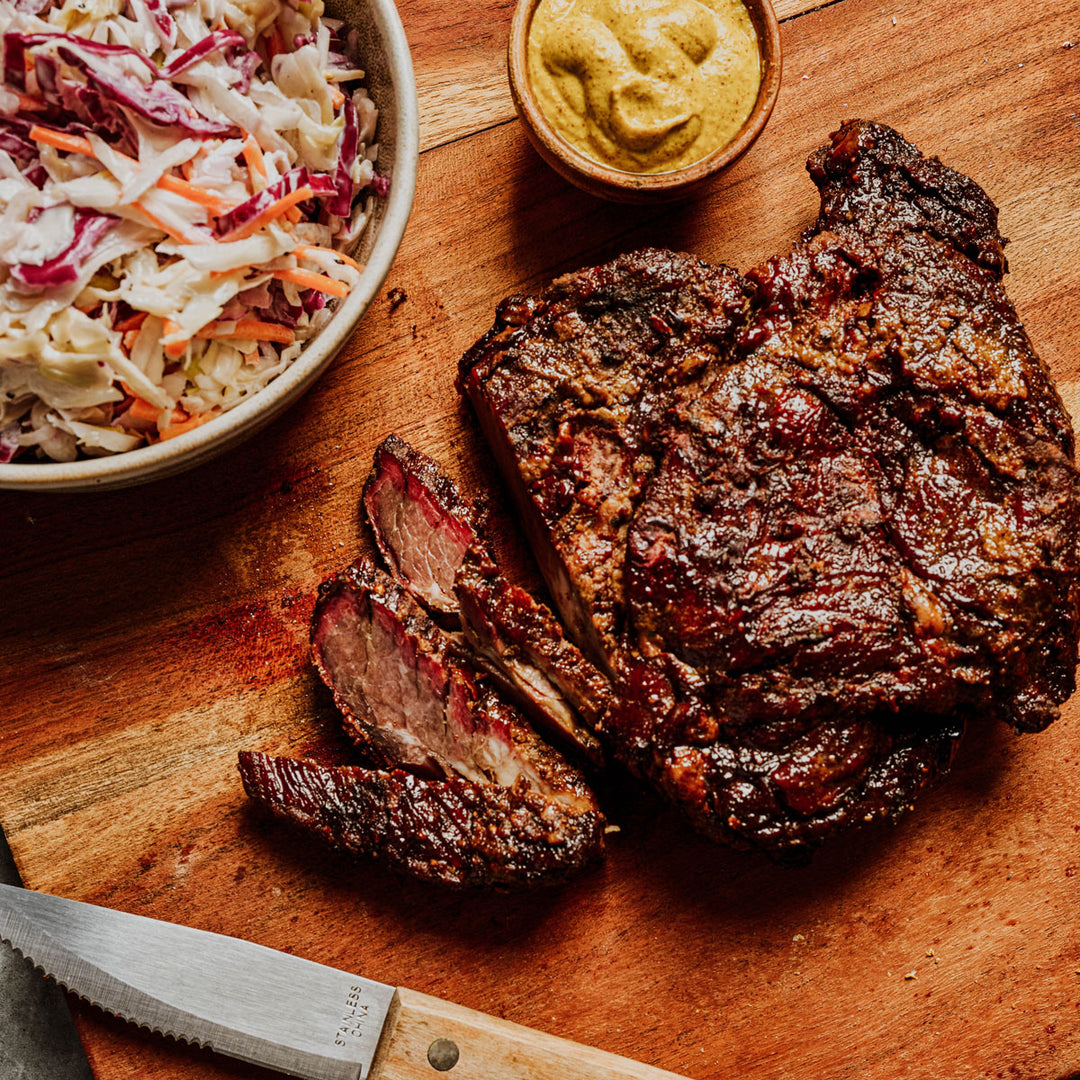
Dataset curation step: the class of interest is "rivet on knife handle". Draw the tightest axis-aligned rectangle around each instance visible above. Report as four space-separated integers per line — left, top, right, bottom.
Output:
369 988 687 1080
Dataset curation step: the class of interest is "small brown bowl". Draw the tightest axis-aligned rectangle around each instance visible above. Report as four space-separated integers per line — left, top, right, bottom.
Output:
508 0 782 203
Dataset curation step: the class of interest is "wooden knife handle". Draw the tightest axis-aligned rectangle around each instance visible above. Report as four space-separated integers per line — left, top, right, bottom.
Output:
368 987 688 1080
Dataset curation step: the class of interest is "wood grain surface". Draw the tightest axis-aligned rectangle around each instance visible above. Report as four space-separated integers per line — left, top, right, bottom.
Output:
3 0 1080 1078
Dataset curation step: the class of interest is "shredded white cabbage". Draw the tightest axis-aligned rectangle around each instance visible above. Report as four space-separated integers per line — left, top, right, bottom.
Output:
0 0 377 461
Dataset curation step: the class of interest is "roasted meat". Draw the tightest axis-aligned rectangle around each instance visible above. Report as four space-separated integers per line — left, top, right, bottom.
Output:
362 433 481 619
237 752 603 889
362 434 605 763
242 559 604 887
458 120 1080 858
455 546 609 765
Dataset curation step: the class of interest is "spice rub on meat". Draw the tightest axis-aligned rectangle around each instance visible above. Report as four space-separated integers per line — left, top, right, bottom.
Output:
458 119 1080 858
240 559 605 888
241 440 607 889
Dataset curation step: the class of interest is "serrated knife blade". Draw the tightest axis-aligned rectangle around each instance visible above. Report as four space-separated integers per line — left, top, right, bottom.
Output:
0 882 394 1080
0 882 687 1080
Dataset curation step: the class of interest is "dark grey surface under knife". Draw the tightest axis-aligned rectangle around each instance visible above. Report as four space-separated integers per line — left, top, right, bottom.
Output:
0 828 92 1080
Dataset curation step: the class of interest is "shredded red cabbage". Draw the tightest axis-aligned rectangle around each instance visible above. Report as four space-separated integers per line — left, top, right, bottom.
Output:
215 167 336 237
57 44 233 136
4 31 158 85
0 422 20 463
328 95 357 218
9 210 116 291
132 0 177 51
157 28 245 78
227 48 261 94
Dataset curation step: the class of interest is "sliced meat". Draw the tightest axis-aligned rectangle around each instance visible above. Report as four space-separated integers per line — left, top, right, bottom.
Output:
362 433 481 618
459 249 750 666
311 559 597 800
363 433 606 767
247 558 604 887
238 753 604 889
458 120 1080 858
454 546 609 767
311 559 482 775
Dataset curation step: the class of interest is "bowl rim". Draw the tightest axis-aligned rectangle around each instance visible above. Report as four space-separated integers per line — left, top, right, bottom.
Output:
508 0 782 196
0 0 419 493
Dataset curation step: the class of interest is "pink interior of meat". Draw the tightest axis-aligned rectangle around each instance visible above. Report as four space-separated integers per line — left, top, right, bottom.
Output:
316 586 550 792
367 458 476 610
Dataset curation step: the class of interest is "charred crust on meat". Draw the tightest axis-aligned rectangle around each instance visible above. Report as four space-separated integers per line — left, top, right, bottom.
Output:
458 119 1080 858
807 120 1009 278
238 752 604 889
242 556 605 888
361 434 487 620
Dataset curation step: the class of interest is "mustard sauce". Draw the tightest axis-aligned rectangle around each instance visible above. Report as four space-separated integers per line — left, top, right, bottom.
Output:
527 0 762 174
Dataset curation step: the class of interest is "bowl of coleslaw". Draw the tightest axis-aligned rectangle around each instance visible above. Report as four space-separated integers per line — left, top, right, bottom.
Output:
0 0 418 491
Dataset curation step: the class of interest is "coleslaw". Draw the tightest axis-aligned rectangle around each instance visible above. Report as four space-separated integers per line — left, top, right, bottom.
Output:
0 0 381 462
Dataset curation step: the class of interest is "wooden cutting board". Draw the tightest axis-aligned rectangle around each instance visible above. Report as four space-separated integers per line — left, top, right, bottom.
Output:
3 0 1080 1077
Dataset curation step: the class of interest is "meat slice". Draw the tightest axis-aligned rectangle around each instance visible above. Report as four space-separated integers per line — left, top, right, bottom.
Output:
363 433 606 766
454 546 609 766
458 120 1080 858
311 559 482 775
243 558 604 887
362 433 480 618
238 753 603 889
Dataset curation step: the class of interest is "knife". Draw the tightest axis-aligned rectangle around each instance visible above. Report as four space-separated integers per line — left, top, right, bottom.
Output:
0 883 686 1080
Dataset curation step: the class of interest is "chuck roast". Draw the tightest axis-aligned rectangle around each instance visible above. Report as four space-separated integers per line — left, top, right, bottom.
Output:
242 434 608 888
240 560 604 888
362 434 606 762
458 120 1080 858
362 432 482 620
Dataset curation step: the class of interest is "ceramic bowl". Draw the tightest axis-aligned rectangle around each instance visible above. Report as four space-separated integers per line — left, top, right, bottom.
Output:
508 0 782 203
0 0 419 492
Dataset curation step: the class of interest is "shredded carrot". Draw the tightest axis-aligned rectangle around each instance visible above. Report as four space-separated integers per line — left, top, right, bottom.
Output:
241 132 267 179
294 243 362 272
266 25 286 59
30 125 235 216
161 318 190 359
17 92 46 111
272 267 349 298
156 173 234 214
217 186 314 243
194 318 294 344
113 312 148 334
122 329 140 353
160 412 215 441
30 125 93 156
283 205 302 224
329 86 345 109
127 396 162 423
